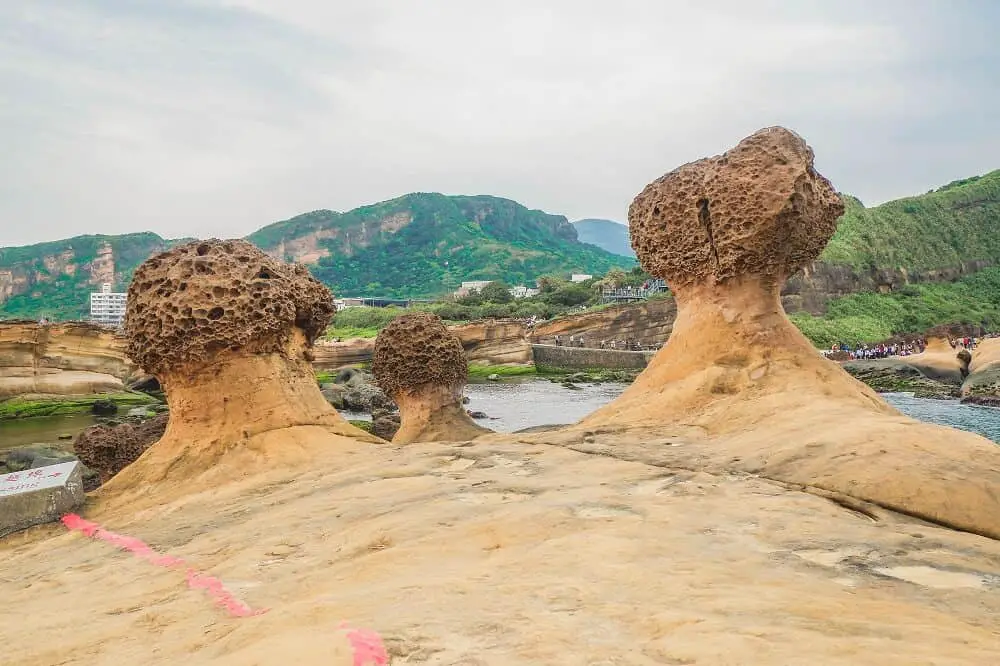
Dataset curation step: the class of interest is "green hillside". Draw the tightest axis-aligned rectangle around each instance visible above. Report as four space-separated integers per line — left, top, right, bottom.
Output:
0 233 182 320
820 171 1000 269
248 193 636 297
791 266 1000 346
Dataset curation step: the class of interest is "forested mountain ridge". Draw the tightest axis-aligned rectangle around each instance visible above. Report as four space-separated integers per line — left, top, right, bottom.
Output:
246 193 636 297
2 172 998 320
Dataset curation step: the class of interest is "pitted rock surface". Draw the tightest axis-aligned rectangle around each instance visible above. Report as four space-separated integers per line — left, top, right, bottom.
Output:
372 313 467 398
74 414 168 484
628 126 844 289
124 240 334 374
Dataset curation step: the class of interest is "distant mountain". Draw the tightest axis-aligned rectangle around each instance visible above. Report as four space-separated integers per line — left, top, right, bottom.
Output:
247 194 636 298
5 172 1000 321
573 219 635 258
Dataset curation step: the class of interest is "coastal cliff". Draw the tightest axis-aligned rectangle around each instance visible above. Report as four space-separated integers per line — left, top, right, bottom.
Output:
450 319 532 365
0 321 132 400
532 297 677 347
313 318 533 369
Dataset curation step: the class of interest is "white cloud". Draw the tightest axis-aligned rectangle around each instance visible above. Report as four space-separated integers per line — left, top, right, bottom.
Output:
0 0 997 246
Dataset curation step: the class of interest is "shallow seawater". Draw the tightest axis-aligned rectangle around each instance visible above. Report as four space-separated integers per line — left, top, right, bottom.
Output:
881 392 1000 443
0 413 98 453
463 381 1000 442
463 379 628 432
4 382 999 452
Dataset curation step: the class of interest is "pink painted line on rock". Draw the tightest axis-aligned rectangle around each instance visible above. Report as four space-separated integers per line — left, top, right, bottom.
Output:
61 514 391 664
339 622 390 666
61 513 266 617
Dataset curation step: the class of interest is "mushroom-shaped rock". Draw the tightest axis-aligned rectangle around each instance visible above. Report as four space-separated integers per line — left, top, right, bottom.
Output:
372 313 490 443
100 239 380 502
578 126 1000 539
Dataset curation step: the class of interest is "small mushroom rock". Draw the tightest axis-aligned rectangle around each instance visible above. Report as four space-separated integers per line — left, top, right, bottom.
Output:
372 313 491 444
578 126 1000 540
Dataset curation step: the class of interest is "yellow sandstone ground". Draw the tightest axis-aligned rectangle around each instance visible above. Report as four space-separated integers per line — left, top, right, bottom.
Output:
3 431 999 665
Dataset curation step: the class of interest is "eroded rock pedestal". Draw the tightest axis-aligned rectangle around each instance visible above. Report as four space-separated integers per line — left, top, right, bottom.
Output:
98 239 381 504
372 313 490 443
577 126 1000 539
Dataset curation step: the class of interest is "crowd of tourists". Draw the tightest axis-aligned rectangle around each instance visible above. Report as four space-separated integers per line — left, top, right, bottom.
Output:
830 335 980 360
551 335 659 352
831 341 925 360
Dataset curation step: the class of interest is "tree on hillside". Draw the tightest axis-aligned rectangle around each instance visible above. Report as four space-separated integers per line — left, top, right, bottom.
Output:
479 280 513 303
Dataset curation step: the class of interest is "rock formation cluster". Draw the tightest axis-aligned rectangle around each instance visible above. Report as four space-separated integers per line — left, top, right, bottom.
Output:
372 313 490 443
6 128 1000 665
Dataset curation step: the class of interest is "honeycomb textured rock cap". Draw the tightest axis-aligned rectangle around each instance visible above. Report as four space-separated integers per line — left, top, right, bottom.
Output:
372 313 468 398
628 126 844 290
124 239 334 375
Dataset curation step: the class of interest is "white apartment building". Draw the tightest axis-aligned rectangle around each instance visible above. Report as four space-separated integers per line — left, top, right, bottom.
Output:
90 283 127 329
509 285 540 299
454 280 493 297
570 274 593 283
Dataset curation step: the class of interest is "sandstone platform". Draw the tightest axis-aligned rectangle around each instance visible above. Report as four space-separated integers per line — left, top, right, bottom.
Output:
1 434 998 665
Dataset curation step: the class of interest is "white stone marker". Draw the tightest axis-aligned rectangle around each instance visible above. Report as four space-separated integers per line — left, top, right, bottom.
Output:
0 461 84 538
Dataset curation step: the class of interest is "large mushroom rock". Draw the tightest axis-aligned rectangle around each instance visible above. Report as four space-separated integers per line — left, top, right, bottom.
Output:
74 414 169 486
372 313 490 444
98 239 381 501
577 126 1000 539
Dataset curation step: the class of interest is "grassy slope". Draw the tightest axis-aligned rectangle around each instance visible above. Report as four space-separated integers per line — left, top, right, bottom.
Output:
790 172 1000 345
791 266 1000 346
820 172 1000 269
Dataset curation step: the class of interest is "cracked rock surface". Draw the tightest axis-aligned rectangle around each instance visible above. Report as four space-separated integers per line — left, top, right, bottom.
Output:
629 126 843 290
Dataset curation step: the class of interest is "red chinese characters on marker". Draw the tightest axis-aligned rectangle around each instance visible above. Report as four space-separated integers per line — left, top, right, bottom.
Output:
27 469 45 478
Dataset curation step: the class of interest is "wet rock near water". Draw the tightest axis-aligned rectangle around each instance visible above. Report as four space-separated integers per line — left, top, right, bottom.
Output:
547 370 641 385
323 367 395 414
960 395 1000 408
842 362 961 399
371 409 401 441
320 383 346 409
90 399 119 416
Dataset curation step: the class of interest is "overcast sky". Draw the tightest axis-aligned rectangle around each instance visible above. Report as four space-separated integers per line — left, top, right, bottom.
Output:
1 0 997 247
